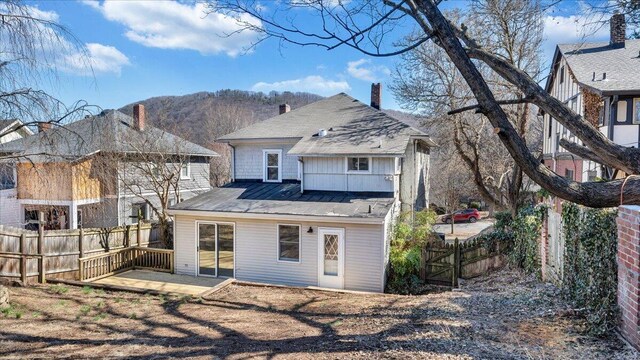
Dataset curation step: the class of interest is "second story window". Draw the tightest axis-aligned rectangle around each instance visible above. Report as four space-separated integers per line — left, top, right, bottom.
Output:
560 66 565 84
347 157 370 173
0 163 15 190
617 100 628 123
565 169 574 181
180 162 190 179
263 149 282 182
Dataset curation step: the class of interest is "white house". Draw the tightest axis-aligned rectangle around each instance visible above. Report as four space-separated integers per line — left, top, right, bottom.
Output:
0 119 33 228
168 85 435 292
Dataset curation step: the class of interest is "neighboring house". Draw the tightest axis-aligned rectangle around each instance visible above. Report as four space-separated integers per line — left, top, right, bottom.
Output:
168 85 435 292
0 119 34 228
542 13 639 183
0 105 217 230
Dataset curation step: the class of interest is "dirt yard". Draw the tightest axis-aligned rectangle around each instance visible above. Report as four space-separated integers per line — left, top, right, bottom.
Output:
0 269 636 359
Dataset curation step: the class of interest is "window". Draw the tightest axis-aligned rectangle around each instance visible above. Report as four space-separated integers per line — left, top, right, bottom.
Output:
180 162 190 179
77 210 83 228
263 150 281 182
131 202 148 223
0 163 15 190
278 224 300 262
587 170 597 182
547 116 553 138
634 98 640 124
346 157 370 172
565 169 575 181
560 66 565 84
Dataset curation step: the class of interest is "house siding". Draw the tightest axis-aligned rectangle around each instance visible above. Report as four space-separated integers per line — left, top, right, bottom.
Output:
0 188 21 227
303 157 396 192
234 143 298 180
173 214 386 292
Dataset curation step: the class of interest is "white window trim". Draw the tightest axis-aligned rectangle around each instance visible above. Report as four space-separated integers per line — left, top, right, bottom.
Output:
263 149 283 183
345 157 372 174
180 162 191 180
277 223 301 263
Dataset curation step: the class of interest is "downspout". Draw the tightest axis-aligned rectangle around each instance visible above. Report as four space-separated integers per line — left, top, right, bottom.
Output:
229 144 236 182
298 157 304 193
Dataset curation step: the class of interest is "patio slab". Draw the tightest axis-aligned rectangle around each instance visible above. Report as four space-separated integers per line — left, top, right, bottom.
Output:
93 270 229 296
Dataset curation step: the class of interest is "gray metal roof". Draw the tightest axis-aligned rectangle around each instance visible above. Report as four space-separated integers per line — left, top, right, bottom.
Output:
556 39 640 94
0 110 218 160
170 181 394 219
218 93 434 156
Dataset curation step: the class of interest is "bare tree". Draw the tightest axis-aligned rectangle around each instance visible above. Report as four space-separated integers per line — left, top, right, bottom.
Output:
0 0 94 147
392 1 543 216
211 0 640 207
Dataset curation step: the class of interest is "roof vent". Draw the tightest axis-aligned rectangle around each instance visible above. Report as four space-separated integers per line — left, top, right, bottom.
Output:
318 129 328 137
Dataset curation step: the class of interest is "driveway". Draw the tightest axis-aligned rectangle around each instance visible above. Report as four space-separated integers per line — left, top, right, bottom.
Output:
433 218 495 241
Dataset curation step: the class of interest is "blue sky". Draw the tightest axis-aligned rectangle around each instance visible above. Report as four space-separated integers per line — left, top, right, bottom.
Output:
31 1 610 112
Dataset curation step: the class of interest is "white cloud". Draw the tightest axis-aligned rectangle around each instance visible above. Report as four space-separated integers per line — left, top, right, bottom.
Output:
346 59 390 82
65 43 130 76
543 15 608 46
1 4 129 77
251 76 351 95
85 1 262 57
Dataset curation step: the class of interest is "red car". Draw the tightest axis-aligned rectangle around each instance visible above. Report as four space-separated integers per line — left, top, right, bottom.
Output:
443 209 480 224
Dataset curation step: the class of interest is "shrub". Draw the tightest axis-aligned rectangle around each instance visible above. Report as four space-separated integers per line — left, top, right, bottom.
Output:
508 206 545 276
469 201 481 210
494 211 513 231
386 209 438 294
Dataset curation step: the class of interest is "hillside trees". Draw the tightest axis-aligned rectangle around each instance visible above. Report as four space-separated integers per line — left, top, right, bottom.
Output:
212 0 640 207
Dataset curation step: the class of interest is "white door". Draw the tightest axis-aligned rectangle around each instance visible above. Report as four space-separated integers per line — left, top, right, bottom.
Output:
318 228 345 289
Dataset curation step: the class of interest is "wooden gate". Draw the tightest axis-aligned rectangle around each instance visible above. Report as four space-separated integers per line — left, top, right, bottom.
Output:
420 238 460 287
421 236 508 288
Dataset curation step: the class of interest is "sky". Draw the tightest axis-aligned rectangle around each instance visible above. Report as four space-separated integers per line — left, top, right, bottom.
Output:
29 0 611 113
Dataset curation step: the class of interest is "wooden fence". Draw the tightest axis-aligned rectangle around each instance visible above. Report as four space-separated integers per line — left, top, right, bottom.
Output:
78 246 174 282
0 222 168 283
421 235 509 287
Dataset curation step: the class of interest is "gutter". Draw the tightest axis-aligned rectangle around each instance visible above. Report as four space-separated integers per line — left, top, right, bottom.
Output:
166 208 386 225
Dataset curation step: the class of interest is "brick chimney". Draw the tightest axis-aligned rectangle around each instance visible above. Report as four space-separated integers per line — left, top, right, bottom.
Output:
279 104 290 115
371 83 381 110
133 104 145 131
610 12 626 48
37 122 52 133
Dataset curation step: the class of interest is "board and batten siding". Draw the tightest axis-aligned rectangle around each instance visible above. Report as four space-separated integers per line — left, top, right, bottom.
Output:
173 214 387 292
303 157 396 192
234 143 299 180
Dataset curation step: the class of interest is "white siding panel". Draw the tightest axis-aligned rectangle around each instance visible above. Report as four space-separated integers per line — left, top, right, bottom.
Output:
303 157 396 192
235 143 298 180
613 124 640 147
173 215 385 292
0 189 21 227
174 215 197 276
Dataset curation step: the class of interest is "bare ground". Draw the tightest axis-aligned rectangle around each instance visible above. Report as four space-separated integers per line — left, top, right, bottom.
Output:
0 269 636 359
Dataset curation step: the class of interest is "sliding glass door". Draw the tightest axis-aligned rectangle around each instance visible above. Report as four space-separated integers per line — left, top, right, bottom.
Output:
197 222 234 277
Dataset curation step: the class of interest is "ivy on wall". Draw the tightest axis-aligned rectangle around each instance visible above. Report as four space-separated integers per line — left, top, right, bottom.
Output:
561 203 618 336
505 206 546 277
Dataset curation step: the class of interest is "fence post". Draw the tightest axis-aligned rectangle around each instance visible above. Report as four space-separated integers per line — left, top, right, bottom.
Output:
19 234 27 285
79 228 85 258
137 220 142 248
452 238 460 288
37 226 45 283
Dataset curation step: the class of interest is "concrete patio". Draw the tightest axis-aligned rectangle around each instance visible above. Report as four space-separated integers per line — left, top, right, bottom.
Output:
92 270 230 296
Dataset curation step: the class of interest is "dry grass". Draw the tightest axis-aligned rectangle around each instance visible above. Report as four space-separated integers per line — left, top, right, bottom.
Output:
0 269 635 359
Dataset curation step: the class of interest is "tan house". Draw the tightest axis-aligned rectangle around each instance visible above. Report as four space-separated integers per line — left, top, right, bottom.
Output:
168 86 435 292
0 106 217 230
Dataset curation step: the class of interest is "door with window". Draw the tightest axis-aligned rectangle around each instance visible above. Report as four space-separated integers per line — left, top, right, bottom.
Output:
263 150 282 182
197 222 235 277
317 228 345 289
